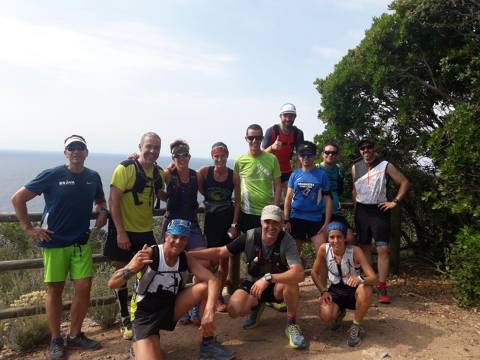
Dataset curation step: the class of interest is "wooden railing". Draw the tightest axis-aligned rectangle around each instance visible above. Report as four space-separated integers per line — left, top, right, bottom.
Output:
0 203 401 320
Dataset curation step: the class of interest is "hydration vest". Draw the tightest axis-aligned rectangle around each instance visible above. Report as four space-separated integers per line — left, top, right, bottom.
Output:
120 159 164 206
325 244 360 285
245 228 289 278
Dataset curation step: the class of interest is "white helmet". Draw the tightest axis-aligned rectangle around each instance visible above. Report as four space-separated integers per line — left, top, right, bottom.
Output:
280 103 296 115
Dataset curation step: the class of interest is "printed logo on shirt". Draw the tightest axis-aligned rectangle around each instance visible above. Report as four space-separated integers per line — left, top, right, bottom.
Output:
298 182 315 197
58 180 75 186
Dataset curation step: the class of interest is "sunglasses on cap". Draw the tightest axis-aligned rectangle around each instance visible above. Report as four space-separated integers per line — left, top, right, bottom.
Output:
65 143 86 151
246 135 264 142
359 144 373 151
323 150 338 156
173 153 190 159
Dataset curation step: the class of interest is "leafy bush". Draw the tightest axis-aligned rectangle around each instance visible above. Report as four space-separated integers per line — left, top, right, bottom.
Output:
4 315 50 352
446 226 480 306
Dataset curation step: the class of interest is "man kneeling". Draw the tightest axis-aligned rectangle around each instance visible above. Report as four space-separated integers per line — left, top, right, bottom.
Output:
108 219 235 360
311 222 377 347
190 205 306 349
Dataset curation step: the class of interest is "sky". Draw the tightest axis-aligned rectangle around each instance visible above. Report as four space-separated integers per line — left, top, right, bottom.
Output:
0 0 391 159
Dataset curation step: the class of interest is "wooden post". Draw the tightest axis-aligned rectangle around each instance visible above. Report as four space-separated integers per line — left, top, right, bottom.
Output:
390 205 401 275
227 253 240 294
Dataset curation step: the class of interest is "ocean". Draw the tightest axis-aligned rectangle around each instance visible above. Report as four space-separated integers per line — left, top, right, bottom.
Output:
0 150 230 214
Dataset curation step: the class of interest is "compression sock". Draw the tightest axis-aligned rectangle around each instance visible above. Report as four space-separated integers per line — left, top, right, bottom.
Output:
115 284 129 318
287 315 296 325
378 281 387 289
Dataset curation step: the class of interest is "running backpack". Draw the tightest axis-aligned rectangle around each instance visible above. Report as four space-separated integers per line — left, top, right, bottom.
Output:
271 124 301 158
120 159 164 206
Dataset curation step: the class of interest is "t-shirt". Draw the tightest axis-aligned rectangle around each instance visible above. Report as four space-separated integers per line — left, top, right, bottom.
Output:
226 228 301 281
319 164 343 215
262 125 304 173
111 163 162 232
234 151 281 216
287 167 330 222
25 165 104 248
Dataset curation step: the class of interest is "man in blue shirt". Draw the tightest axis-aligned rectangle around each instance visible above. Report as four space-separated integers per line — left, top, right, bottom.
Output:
11 135 107 360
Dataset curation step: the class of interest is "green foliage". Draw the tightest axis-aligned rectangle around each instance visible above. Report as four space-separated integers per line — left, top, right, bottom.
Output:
3 315 50 352
446 226 480 306
314 0 480 264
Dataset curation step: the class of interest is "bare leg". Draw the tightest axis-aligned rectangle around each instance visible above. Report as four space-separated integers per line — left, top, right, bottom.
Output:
70 277 92 336
377 245 390 283
311 233 326 254
276 283 300 318
227 289 258 318
354 285 373 322
133 335 163 360
319 300 340 323
46 282 65 338
360 244 372 265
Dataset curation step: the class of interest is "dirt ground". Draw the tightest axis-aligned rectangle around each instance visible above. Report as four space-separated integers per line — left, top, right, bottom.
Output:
2 265 480 360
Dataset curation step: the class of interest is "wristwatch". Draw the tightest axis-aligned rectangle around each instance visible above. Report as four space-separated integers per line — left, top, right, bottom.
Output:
393 198 400 204
231 223 239 229
122 267 133 280
264 273 273 283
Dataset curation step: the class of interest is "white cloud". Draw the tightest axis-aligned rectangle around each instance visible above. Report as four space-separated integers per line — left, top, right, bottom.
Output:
0 17 236 81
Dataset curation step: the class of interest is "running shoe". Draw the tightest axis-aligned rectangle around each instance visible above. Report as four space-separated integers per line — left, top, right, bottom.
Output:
49 336 66 360
216 295 228 313
66 332 100 350
179 312 191 325
285 323 306 349
347 323 364 347
189 304 201 326
330 308 346 330
265 301 287 312
200 338 236 359
242 303 265 329
377 286 392 304
121 316 133 340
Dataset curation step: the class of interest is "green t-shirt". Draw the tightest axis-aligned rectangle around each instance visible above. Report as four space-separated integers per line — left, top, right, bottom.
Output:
234 151 281 216
110 163 163 232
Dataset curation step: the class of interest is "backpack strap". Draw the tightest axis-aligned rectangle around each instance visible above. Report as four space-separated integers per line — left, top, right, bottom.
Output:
136 245 160 296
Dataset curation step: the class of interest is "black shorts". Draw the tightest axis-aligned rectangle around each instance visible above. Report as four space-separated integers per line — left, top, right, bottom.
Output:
104 219 157 263
281 172 292 183
355 203 390 246
290 218 322 241
321 213 351 229
328 283 357 311
132 296 177 341
239 212 261 233
240 279 281 303
205 207 234 248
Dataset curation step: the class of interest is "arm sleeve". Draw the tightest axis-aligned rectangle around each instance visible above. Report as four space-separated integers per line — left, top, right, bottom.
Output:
261 127 274 149
282 234 302 266
226 233 247 255
25 168 55 195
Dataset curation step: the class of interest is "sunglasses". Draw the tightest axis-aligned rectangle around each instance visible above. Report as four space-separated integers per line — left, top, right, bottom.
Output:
246 136 264 142
299 153 315 158
359 144 373 151
65 143 86 152
323 150 338 156
173 153 190 159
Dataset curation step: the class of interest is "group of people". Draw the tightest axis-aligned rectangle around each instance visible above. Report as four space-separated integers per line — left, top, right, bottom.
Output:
11 103 409 360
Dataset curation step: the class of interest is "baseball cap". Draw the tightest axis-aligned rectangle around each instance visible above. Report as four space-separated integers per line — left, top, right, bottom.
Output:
298 142 317 156
357 138 374 148
166 219 191 236
261 205 284 223
280 103 297 115
64 135 87 148
326 221 347 236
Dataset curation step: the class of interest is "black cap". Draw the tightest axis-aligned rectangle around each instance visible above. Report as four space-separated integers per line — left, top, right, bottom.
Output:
357 138 374 148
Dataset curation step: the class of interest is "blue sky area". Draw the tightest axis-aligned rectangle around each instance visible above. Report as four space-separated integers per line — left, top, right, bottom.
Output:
0 0 391 158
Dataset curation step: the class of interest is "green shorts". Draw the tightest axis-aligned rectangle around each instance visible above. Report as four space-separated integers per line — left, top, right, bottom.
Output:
42 243 93 283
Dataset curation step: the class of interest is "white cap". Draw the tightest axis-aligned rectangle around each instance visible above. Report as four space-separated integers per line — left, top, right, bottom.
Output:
64 135 87 148
261 205 284 223
280 103 296 115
